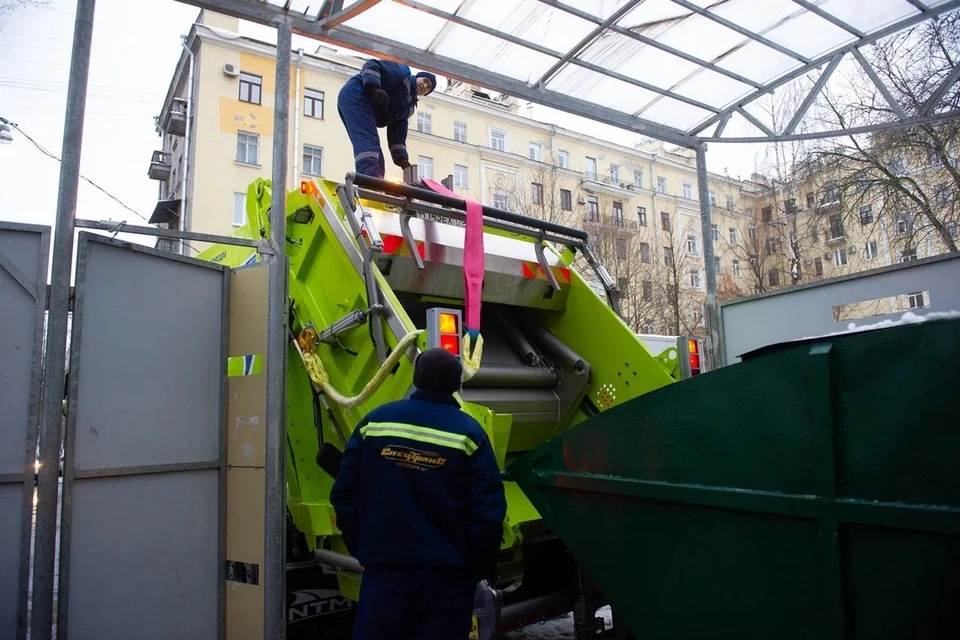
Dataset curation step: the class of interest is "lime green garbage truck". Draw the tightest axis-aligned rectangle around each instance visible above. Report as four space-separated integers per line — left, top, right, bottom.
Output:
199 172 687 637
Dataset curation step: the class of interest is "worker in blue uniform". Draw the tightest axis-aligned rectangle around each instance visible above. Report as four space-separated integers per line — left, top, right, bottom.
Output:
330 347 507 639
337 57 437 179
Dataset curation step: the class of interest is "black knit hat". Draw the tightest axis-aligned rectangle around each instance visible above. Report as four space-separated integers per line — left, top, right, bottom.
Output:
413 348 462 394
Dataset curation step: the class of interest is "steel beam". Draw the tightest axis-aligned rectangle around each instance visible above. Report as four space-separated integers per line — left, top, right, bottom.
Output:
695 143 723 370
534 0 645 88
668 0 810 64
317 0 381 26
173 0 696 146
736 107 775 137
264 20 291 640
790 0 863 37
905 0 929 12
689 0 960 137
921 60 960 116
783 52 844 136
851 48 908 121
73 219 264 248
31 2 96 639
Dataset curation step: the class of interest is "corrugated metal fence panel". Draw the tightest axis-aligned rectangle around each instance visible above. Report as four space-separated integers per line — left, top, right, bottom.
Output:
0 222 50 640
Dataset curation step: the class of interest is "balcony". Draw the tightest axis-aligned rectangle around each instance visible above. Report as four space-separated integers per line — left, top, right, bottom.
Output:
158 97 187 137
148 150 172 181
584 214 640 233
580 172 636 197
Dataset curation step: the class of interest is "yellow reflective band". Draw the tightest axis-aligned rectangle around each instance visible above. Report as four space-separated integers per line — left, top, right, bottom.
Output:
360 422 478 456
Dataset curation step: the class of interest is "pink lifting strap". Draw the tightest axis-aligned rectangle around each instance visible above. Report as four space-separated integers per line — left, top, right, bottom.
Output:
423 179 484 337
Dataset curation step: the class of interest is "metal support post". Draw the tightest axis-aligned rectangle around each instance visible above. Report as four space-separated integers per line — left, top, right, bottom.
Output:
695 142 725 369
264 20 291 640
31 2 96 638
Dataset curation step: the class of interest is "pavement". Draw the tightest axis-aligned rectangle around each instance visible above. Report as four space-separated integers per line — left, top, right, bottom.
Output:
504 606 613 639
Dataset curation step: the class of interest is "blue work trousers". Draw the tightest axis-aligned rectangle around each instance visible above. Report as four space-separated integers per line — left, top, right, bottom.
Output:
337 80 386 179
351 566 476 640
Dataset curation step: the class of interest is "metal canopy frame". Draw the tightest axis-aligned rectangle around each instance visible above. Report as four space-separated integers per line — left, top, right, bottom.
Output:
179 0 960 146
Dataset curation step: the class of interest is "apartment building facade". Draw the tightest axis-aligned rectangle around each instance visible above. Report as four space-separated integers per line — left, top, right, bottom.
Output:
148 10 952 338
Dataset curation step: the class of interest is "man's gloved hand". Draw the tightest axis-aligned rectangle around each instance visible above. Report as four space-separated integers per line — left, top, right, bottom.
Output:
397 160 411 170
364 84 391 122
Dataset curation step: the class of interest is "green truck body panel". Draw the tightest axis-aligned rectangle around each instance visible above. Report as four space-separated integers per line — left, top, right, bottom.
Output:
509 318 960 639
198 177 675 603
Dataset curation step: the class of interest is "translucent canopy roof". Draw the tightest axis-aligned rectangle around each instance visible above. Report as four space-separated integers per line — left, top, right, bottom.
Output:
193 0 960 146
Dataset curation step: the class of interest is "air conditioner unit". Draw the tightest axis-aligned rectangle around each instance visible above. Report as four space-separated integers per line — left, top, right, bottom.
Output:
577 195 586 204
803 258 812 265
848 245 857 253
223 63 239 78
824 252 833 260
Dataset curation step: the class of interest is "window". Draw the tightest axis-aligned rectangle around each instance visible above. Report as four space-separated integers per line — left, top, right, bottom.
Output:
657 176 667 194
864 240 878 260
664 247 674 267
236 131 259 164
634 169 644 189
660 211 671 231
823 183 839 204
768 269 780 287
610 164 620 185
761 206 772 223
585 157 598 180
239 72 262 104
729 228 738 244
900 247 918 262
889 155 905 174
748 224 757 241
690 268 702 289
613 201 623 226
709 191 717 207
810 224 819 242
587 196 599 220
732 259 742 277
637 206 647 226
560 189 572 211
489 129 506 151
304 88 324 119
895 212 913 235
786 198 797 215
418 155 433 180
829 215 844 239
233 192 246 226
928 148 943 168
615 238 627 259
681 181 693 199
642 280 652 301
948 222 958 239
815 258 823 276
834 248 848 266
639 242 651 263
714 256 721 272
806 192 815 208
908 291 925 309
529 143 542 162
302 144 323 176
492 190 510 211
687 233 699 255
615 277 630 299
454 164 468 189
764 237 778 255
454 121 467 143
531 182 543 205
726 195 735 210
557 151 569 168
859 206 874 225
711 223 719 242
417 112 432 134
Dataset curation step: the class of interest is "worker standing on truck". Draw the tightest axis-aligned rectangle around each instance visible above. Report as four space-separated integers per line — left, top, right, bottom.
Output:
337 57 437 179
330 347 507 639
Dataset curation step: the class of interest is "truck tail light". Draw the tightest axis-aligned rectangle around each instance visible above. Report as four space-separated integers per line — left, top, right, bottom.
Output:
426 308 463 359
688 338 701 375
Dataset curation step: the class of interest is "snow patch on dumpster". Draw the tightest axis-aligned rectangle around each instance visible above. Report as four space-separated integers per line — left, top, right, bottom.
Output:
802 310 960 341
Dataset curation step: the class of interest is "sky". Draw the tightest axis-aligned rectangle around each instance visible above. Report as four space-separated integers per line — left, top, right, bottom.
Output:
0 0 770 251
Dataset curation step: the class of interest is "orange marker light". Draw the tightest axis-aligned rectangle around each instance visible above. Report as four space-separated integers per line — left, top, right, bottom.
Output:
688 339 698 354
438 312 459 335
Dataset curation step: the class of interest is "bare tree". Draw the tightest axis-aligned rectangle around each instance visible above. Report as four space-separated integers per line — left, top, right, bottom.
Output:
805 12 959 255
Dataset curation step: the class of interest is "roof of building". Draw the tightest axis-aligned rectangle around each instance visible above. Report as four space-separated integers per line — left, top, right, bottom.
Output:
180 0 960 147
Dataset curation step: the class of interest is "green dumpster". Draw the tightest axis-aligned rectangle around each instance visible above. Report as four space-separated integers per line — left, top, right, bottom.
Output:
509 317 960 639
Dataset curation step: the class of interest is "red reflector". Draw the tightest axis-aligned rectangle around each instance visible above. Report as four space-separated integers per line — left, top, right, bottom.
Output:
690 353 701 369
439 334 459 355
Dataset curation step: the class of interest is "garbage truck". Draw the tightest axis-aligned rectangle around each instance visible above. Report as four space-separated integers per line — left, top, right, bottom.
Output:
198 172 683 637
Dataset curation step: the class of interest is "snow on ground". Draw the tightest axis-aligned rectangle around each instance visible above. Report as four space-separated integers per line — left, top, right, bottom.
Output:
503 606 612 639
